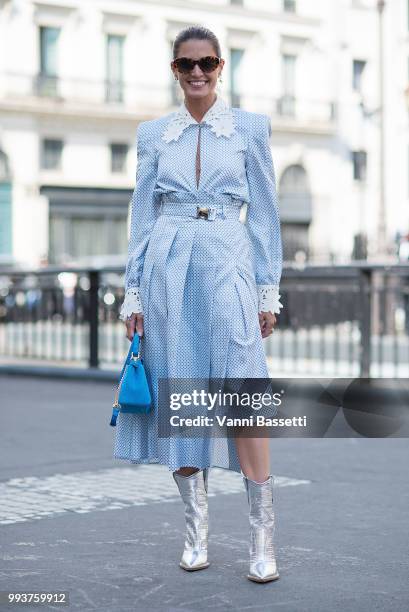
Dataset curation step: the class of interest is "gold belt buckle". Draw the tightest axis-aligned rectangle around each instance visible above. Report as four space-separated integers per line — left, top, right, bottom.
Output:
196 206 209 219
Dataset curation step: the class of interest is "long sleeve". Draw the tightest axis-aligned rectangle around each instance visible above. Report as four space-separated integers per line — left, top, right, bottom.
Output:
119 122 160 321
245 114 283 314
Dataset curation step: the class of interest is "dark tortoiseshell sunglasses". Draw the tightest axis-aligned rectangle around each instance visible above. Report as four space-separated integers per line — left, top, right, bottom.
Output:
172 56 221 74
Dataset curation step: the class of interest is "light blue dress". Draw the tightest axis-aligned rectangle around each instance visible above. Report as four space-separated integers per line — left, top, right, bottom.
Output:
114 95 283 474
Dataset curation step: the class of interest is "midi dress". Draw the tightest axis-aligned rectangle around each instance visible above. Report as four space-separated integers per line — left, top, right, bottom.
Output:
114 94 283 474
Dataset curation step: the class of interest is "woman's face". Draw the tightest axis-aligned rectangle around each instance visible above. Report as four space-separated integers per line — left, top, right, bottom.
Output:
171 38 224 101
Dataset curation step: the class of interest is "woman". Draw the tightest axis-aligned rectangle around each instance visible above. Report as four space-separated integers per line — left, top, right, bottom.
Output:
114 25 283 583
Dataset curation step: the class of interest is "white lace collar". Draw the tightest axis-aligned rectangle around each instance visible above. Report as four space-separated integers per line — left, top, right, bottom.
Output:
161 95 235 143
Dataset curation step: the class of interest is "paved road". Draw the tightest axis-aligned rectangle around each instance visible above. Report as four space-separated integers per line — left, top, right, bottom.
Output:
0 375 408 611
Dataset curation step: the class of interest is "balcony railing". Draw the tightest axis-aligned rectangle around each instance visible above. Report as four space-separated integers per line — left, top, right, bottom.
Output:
0 263 408 378
275 94 337 124
33 73 60 98
0 72 176 115
0 72 337 127
277 94 296 117
105 79 124 104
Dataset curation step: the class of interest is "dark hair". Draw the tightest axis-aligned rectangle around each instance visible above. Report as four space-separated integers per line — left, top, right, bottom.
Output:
172 26 221 59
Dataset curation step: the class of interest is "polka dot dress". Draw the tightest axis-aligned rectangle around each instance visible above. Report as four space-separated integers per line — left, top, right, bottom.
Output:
114 97 283 474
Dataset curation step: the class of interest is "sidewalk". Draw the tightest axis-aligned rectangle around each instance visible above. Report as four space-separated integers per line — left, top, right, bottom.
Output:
0 375 408 611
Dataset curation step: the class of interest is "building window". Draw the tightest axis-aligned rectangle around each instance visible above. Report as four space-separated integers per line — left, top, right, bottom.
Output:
42 187 131 264
106 34 125 103
284 0 296 12
352 150 367 181
353 59 366 92
279 164 311 261
278 53 296 116
49 215 128 263
229 48 244 107
41 138 63 170
110 143 128 173
37 26 60 96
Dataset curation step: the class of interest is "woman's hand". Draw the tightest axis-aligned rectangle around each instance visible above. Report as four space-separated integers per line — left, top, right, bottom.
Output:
258 311 276 339
125 313 144 341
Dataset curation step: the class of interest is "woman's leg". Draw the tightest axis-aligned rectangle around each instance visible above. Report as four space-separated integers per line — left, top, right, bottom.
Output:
235 434 279 582
234 436 270 482
175 466 200 476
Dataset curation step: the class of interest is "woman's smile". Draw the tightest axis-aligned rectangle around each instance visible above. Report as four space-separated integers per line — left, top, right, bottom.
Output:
188 80 209 88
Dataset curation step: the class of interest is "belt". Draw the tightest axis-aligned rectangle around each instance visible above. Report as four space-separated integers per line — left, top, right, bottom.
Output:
159 201 243 221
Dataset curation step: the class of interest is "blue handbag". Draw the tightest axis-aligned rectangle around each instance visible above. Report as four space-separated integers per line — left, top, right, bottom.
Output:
109 333 152 427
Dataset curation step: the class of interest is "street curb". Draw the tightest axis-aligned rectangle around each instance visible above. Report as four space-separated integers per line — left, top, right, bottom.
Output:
0 365 118 382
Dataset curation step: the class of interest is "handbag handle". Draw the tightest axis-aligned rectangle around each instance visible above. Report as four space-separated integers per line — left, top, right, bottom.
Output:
121 333 142 374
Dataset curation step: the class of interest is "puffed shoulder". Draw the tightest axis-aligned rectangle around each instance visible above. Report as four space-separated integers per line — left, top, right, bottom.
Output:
136 114 175 143
231 108 271 140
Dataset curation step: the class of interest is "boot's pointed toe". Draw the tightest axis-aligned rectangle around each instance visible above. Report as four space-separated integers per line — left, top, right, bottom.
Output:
248 560 280 583
180 549 210 571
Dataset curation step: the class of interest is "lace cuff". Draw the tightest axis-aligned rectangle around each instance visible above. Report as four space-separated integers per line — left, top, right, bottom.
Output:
257 285 283 314
118 287 143 321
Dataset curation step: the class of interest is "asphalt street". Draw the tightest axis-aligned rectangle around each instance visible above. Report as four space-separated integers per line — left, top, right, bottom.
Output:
0 374 408 612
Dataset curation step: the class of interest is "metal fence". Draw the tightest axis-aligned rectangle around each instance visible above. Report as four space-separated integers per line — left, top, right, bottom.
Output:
0 263 408 378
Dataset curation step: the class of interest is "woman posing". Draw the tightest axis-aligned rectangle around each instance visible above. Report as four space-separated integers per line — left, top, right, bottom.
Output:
115 25 283 583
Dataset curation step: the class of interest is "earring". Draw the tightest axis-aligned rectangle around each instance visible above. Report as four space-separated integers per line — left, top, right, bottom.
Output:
218 74 223 83
174 75 178 81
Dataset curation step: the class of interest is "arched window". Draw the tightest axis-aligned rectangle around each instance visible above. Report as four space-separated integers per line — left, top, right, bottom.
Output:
278 164 312 261
280 164 310 196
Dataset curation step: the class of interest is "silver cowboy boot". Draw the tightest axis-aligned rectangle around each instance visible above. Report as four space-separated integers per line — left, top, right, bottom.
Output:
172 468 210 571
243 474 280 583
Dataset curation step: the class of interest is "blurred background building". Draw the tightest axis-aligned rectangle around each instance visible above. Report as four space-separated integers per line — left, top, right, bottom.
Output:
0 0 407 270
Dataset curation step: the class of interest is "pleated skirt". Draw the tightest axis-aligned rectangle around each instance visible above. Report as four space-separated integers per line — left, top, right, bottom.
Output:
113 206 270 473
